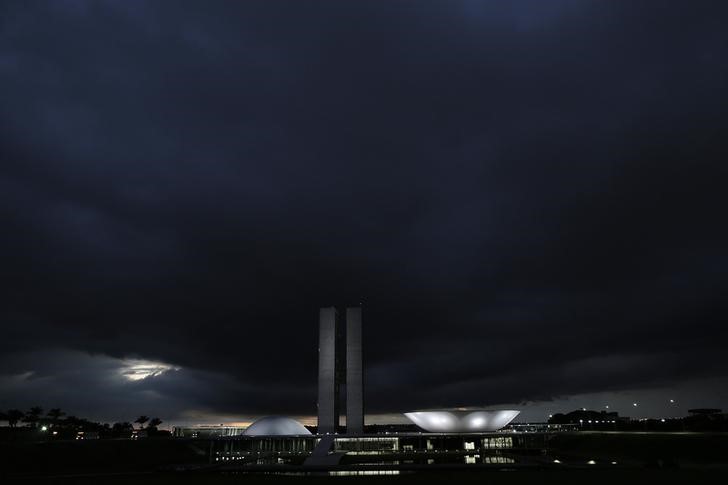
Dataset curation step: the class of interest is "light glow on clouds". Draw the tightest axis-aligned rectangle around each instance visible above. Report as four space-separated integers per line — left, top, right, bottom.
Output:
119 359 181 381
3 349 728 427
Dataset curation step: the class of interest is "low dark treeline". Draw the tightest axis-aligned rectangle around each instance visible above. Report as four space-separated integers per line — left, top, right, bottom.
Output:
549 409 728 432
0 407 169 441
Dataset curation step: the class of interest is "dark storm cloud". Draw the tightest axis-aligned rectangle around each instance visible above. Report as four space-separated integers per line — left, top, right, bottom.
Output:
1 0 728 422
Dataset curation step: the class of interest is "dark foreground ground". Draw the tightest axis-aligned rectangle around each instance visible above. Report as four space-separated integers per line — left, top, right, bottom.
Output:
2 432 727 484
4 469 728 485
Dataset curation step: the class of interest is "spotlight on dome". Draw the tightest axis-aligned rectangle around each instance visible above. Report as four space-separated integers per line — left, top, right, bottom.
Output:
243 416 311 436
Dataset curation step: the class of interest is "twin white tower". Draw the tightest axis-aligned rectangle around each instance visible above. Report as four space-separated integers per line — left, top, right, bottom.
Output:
317 307 363 434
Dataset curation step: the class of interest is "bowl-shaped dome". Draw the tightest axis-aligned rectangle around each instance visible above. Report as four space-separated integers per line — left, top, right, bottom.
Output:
243 416 311 436
404 409 520 432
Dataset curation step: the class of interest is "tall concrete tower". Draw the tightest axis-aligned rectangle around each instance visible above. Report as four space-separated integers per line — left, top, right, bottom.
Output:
317 307 340 434
317 306 363 434
346 307 364 434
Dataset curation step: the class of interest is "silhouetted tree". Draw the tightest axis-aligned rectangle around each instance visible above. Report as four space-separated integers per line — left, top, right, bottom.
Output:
111 422 134 437
46 408 65 426
6 409 24 427
147 417 162 430
135 415 149 428
65 415 82 429
23 406 43 428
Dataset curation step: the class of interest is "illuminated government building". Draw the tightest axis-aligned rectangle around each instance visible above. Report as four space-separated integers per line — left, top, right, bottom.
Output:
173 306 547 469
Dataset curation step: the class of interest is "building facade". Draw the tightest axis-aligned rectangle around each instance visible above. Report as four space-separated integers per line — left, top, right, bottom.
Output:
317 306 364 434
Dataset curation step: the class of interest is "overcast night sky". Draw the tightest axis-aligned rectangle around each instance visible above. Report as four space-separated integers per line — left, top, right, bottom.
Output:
2 1 728 427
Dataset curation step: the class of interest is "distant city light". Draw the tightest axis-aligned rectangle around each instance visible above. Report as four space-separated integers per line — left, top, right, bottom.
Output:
633 403 638 407
41 426 47 431
670 399 675 403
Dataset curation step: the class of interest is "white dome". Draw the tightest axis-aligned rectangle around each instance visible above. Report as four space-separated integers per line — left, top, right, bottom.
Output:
404 409 520 432
243 416 311 436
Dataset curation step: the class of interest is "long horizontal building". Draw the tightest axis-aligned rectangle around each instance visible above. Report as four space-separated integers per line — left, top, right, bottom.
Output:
173 426 247 438
208 431 551 467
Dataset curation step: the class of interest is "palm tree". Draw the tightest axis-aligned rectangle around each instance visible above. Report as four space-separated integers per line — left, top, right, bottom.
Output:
135 415 149 429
